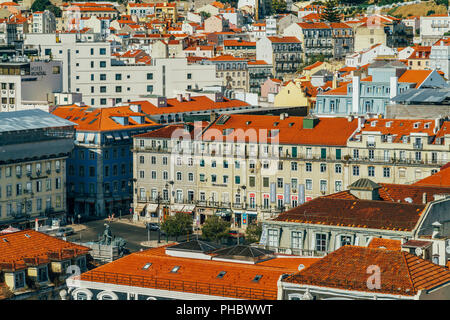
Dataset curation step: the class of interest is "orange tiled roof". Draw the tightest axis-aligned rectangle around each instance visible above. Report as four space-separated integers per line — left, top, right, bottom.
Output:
51 105 159 132
303 61 323 70
0 230 90 271
273 197 425 231
79 245 319 300
223 40 256 47
267 36 301 43
209 54 246 61
283 246 450 296
414 165 450 187
297 22 331 29
202 114 358 146
398 70 433 88
368 238 401 251
130 95 249 116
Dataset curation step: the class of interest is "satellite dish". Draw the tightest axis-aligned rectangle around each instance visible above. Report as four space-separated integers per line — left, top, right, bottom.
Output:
446 246 450 255
415 247 423 256
298 264 305 271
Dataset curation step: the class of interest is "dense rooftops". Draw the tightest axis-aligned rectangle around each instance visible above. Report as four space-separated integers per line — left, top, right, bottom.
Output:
0 230 90 271
282 246 450 297
272 197 425 231
78 244 319 300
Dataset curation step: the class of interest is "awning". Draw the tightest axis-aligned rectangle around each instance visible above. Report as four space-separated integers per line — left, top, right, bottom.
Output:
122 132 130 139
246 211 258 215
146 203 159 213
113 132 122 140
86 133 95 143
105 133 114 139
170 204 195 213
215 209 232 217
76 133 85 142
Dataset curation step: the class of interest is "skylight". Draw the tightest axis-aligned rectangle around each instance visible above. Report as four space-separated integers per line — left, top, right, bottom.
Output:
142 263 152 270
252 275 262 282
171 266 181 273
217 271 227 279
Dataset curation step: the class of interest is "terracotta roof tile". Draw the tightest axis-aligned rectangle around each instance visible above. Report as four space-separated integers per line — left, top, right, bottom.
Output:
79 245 319 300
273 197 425 231
368 238 401 251
0 230 90 271
283 246 450 296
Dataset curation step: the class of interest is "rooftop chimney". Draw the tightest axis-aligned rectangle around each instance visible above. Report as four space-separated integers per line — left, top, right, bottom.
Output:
432 221 442 239
185 93 191 101
422 192 427 204
176 93 183 102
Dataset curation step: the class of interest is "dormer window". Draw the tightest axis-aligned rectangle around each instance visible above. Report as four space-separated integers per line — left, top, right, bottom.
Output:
37 266 48 283
252 275 263 282
413 122 420 129
370 121 377 127
14 271 25 289
424 123 431 129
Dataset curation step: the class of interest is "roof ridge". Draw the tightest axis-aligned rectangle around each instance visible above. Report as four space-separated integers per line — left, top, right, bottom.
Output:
401 251 417 294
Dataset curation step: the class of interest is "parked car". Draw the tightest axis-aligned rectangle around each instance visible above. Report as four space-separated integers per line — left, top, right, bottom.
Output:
55 227 75 237
146 223 160 231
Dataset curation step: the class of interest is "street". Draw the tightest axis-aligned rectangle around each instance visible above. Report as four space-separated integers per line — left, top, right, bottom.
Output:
65 217 193 252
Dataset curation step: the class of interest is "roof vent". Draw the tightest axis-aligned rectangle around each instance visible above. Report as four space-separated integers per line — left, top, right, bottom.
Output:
404 197 413 203
252 275 262 282
2 239 7 242
217 271 227 279
25 234 31 238
142 263 152 270
298 264 305 271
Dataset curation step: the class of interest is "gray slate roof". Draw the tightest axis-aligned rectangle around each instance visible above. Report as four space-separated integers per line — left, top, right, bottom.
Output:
0 109 76 133
348 178 381 190
166 240 223 253
392 88 450 104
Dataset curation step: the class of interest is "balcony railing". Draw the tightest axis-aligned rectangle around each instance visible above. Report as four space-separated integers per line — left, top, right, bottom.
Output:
80 271 277 300
257 245 331 257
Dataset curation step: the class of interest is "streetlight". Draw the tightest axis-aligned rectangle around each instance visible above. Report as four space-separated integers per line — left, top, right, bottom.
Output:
156 192 162 244
77 214 81 224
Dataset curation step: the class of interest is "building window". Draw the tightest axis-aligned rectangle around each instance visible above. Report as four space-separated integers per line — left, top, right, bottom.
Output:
14 272 25 289
368 166 375 177
305 179 312 190
320 163 326 173
353 165 360 176
291 231 302 249
37 266 48 282
268 229 279 247
315 233 327 252
335 164 342 174
383 167 391 178
305 163 312 172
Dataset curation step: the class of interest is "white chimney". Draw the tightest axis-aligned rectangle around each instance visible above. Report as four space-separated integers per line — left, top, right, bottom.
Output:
352 76 360 114
422 192 427 204
280 113 285 120
176 93 183 102
432 221 442 239
389 76 398 102
185 93 191 101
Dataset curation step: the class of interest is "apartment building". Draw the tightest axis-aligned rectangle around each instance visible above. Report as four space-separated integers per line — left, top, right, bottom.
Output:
51 104 162 218
0 230 89 300
0 110 75 228
283 22 333 61
31 10 56 34
430 37 450 79
203 55 249 91
420 14 450 46
24 33 221 105
248 60 273 94
133 113 450 231
223 39 256 58
0 57 62 112
256 36 302 78
315 60 448 117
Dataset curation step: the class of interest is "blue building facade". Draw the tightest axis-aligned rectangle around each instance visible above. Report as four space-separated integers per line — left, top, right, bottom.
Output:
67 127 162 219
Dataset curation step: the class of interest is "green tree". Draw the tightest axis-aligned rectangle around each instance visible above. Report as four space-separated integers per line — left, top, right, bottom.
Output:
161 212 193 241
271 0 287 14
321 0 341 23
31 0 62 18
200 216 230 243
199 11 211 19
245 222 262 244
